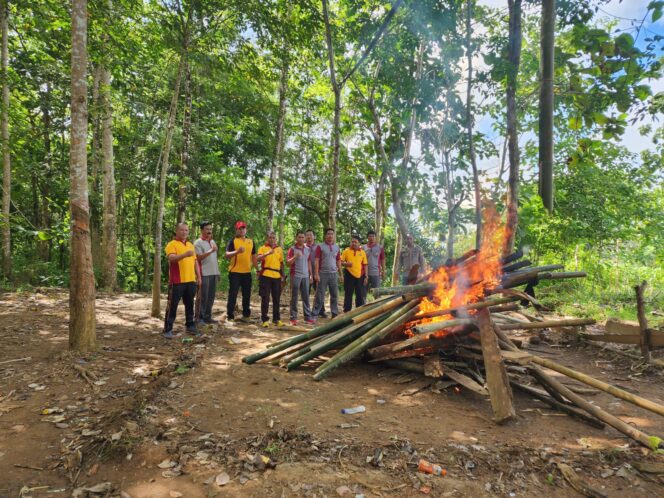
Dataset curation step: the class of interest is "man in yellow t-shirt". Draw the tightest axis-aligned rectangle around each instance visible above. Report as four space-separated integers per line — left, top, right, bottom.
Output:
340 234 368 313
257 231 284 327
224 220 257 321
163 223 202 339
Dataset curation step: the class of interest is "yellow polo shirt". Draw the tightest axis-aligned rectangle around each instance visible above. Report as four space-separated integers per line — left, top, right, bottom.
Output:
258 244 283 279
165 239 196 284
341 248 367 279
226 237 256 273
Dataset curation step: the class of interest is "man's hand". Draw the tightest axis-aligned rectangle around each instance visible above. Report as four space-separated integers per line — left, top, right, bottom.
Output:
380 269 385 279
314 273 320 283
211 242 218 252
363 277 368 286
237 246 245 254
339 273 344 284
197 275 202 286
184 249 195 258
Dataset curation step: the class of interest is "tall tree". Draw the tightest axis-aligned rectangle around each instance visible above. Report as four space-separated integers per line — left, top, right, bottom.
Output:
538 0 555 212
267 50 288 231
151 7 191 318
465 0 481 249
69 0 96 351
0 0 9 279
505 0 522 253
100 61 116 289
177 59 191 224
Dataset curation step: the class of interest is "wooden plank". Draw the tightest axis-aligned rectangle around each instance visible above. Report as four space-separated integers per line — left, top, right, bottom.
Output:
582 333 664 347
477 309 515 423
605 318 641 335
444 368 488 396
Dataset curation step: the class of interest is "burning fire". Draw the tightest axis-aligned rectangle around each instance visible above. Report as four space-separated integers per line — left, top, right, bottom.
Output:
417 206 510 326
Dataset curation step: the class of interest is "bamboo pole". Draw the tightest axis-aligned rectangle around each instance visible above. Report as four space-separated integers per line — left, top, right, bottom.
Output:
242 296 400 364
538 271 587 280
413 318 476 335
286 314 386 371
495 317 595 331
494 327 663 449
635 281 651 362
313 300 421 380
372 282 436 297
416 296 519 320
528 355 664 418
511 381 605 429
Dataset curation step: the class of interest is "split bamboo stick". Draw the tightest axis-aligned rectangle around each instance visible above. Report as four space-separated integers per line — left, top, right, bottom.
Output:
495 318 595 331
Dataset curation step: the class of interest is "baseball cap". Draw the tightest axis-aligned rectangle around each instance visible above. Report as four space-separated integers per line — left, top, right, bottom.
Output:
235 221 247 229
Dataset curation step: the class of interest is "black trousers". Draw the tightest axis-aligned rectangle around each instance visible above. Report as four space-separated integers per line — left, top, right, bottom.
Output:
227 272 252 319
163 282 197 333
343 270 365 313
259 275 281 323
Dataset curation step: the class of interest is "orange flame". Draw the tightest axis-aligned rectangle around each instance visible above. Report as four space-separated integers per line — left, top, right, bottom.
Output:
418 205 510 326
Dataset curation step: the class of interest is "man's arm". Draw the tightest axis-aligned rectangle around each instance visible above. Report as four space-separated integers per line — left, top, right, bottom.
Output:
195 258 202 285
286 247 296 266
196 240 217 262
251 241 258 268
224 239 241 259
168 250 194 263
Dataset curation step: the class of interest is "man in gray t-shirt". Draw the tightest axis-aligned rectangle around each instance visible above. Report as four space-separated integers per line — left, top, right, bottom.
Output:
194 221 220 324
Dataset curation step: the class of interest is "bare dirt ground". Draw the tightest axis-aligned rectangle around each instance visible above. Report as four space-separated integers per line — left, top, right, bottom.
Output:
1 289 664 498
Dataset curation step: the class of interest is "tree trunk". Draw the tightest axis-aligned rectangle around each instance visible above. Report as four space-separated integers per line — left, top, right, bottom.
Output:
268 52 289 231
100 62 116 290
444 150 455 260
69 0 96 351
466 0 481 249
538 0 555 213
1 0 10 279
322 0 340 232
37 87 52 261
277 155 286 247
505 0 522 253
177 59 191 224
89 64 102 269
391 229 401 286
151 52 187 318
375 167 387 244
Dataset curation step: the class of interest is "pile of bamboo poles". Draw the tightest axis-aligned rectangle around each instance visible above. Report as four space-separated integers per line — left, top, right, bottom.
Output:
242 250 664 450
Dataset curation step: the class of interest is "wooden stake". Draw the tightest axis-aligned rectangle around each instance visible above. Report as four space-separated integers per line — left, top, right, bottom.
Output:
477 309 515 423
635 280 651 362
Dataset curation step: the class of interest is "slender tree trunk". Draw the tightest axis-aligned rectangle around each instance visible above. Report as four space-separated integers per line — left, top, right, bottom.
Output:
505 0 522 253
1 0 10 279
375 167 387 243
391 229 401 286
177 59 191 224
277 156 286 247
444 150 455 260
89 64 102 269
100 63 116 290
151 53 187 318
267 53 289 231
69 0 96 351
38 87 52 261
538 0 555 212
466 0 481 249
322 0 340 232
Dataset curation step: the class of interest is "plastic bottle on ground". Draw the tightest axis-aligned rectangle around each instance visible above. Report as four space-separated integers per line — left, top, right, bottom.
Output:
340 405 366 414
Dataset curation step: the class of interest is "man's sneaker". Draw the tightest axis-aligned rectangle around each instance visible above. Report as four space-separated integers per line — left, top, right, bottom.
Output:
275 320 285 327
163 331 176 339
290 320 297 326
204 319 219 324
305 319 316 325
262 321 270 328
319 312 328 318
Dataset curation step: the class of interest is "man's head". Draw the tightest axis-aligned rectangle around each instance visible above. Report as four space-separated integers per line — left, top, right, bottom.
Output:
175 223 189 241
406 234 414 247
367 230 376 245
266 230 276 246
295 231 305 246
305 229 315 245
200 221 212 239
235 220 247 237
324 228 335 244
350 234 360 250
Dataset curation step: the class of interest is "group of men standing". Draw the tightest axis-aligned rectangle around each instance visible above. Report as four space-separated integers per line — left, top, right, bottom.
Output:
162 220 424 339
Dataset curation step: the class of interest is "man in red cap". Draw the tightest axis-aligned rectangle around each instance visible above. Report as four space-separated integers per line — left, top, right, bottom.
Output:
225 220 257 321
